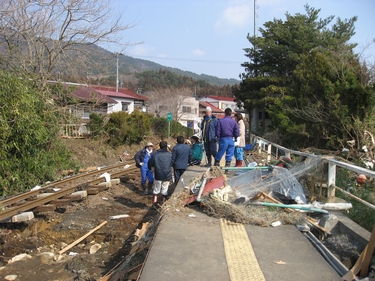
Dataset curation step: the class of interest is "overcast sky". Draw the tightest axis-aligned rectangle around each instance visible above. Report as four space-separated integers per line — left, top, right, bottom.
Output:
110 0 375 80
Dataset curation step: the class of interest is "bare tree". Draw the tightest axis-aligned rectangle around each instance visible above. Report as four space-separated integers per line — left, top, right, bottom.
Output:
0 0 135 83
145 87 193 121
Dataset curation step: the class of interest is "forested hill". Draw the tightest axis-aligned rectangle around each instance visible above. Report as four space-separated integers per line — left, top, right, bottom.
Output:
77 44 240 87
128 70 236 97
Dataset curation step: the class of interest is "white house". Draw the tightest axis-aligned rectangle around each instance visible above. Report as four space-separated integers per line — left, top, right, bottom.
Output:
199 95 240 111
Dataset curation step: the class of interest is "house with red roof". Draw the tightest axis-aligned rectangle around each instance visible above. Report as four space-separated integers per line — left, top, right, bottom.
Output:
199 95 241 112
90 85 148 114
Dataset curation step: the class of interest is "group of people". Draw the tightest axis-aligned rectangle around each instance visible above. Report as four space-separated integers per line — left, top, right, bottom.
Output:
201 106 246 169
135 135 202 205
134 105 245 203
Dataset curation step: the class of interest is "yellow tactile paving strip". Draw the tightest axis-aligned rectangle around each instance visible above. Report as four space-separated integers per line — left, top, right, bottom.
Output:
220 219 266 281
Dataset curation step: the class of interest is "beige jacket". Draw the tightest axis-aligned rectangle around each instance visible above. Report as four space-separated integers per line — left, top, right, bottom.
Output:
236 119 246 148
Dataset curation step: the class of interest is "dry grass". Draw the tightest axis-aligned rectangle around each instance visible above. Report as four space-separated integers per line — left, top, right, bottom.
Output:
202 196 306 227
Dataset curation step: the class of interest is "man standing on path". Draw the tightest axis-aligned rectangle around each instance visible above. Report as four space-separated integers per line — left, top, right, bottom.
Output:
134 142 155 195
171 136 191 184
201 106 218 167
148 141 172 205
214 108 239 170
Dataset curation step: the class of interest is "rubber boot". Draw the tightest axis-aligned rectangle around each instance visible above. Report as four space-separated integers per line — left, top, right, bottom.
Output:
147 182 153 194
214 160 220 167
162 195 168 205
225 161 231 174
204 156 212 167
142 183 148 195
235 160 243 167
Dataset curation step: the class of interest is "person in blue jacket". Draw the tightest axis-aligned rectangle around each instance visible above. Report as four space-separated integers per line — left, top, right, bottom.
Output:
200 106 218 167
171 136 191 184
215 108 239 171
134 142 155 195
190 135 203 165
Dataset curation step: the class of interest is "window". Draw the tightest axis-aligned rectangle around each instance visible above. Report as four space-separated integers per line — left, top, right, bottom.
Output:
122 102 130 112
183 106 191 113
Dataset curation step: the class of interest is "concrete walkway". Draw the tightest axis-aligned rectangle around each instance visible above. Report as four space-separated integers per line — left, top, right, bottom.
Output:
139 166 341 281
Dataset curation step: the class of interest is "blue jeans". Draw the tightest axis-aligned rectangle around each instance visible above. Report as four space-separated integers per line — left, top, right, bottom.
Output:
235 147 243 160
140 166 154 185
216 137 234 162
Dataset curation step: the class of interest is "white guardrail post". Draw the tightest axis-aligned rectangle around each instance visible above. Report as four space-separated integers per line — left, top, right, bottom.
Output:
267 144 272 164
328 163 337 200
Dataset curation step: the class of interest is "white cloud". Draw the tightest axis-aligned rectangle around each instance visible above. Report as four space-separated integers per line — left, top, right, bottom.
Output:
191 49 205 57
215 3 252 28
157 53 167 58
128 44 155 56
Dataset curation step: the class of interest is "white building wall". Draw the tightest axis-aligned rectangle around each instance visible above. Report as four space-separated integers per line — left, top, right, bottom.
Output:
177 96 200 132
108 98 134 113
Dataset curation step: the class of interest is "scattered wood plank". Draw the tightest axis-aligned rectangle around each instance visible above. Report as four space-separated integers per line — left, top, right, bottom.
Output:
49 199 71 206
59 221 107 255
87 188 100 195
33 204 56 212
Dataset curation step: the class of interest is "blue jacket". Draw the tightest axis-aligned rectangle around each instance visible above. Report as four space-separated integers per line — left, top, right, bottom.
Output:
148 149 172 181
171 143 191 169
201 115 218 143
135 147 156 168
217 116 239 139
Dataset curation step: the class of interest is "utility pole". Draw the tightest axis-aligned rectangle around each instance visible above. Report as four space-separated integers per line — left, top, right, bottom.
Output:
115 53 123 92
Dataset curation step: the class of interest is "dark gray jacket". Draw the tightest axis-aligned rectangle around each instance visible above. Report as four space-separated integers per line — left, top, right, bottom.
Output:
171 143 191 170
148 148 172 181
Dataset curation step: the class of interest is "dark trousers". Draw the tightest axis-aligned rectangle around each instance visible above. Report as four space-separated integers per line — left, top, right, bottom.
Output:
204 140 217 159
173 169 185 184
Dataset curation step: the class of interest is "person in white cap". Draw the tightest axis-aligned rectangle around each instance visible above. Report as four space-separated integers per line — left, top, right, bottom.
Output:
135 142 155 195
200 106 218 167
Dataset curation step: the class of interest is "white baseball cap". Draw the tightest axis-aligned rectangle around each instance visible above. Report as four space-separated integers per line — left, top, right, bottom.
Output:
206 106 212 112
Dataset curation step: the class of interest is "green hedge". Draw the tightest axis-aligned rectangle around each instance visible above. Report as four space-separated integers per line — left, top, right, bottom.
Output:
152 118 193 139
88 114 193 146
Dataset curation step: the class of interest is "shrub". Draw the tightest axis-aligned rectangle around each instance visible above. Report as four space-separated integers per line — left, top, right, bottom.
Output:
0 71 76 196
152 118 193 139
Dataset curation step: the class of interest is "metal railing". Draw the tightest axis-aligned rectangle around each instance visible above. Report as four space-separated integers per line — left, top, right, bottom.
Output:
251 134 375 210
60 124 89 138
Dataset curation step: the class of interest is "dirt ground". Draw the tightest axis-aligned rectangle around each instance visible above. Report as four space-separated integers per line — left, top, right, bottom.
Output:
0 138 162 281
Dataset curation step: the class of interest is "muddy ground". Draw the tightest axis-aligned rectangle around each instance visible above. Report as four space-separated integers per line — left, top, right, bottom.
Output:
0 138 162 281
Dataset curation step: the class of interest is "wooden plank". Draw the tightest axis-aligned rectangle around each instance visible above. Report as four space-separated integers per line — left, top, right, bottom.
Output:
49 199 71 206
62 194 82 201
33 204 56 212
359 223 375 277
87 188 100 195
59 221 107 255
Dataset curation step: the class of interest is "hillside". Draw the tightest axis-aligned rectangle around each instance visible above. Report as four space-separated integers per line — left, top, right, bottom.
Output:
55 44 240 87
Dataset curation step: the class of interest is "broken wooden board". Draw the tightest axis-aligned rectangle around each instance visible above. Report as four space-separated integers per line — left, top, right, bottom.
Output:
184 176 225 205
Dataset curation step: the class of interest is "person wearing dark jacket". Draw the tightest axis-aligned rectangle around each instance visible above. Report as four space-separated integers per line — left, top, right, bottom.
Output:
200 106 218 167
171 136 191 184
148 141 172 205
134 142 155 195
